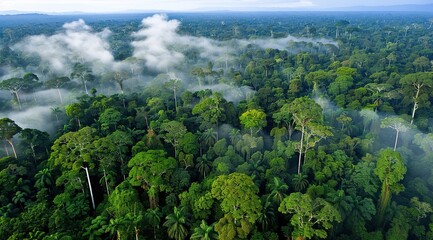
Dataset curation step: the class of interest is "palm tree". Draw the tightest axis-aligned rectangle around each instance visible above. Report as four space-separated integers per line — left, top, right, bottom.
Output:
292 173 309 192
145 207 162 239
163 206 189 240
200 129 217 147
267 177 288 205
190 220 218 240
12 190 28 210
257 197 275 231
108 217 128 240
195 155 212 179
34 168 53 190
229 129 241 146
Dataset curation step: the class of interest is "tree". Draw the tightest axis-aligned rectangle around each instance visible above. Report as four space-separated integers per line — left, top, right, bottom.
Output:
164 79 181 113
71 62 95 95
190 220 218 240
93 130 133 193
380 117 410 151
287 97 328 175
34 168 53 190
335 20 349 38
278 192 341 240
399 72 433 124
112 70 130 94
19 128 50 162
0 118 22 158
98 108 123 134
365 83 392 112
211 173 262 239
128 150 177 208
191 67 205 86
239 109 267 136
292 173 310 192
48 126 99 205
374 149 407 225
266 177 288 205
160 121 187 157
192 93 224 137
0 75 38 109
49 126 98 171
359 109 379 135
44 76 71 104
195 155 212 179
65 102 84 128
273 104 296 140
413 56 430 72
145 207 162 240
386 52 397 67
108 181 144 240
163 206 189 240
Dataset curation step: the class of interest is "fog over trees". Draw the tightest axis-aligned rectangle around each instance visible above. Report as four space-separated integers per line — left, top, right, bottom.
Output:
1 11 433 239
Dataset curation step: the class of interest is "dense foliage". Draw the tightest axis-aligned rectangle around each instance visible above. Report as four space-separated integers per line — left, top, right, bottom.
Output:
1 11 433 239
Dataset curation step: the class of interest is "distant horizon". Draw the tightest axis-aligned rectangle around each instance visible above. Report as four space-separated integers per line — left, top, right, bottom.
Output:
1 0 432 14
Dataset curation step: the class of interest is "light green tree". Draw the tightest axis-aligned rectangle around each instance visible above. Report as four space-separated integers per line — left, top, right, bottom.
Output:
239 109 267 136
286 97 326 175
278 192 341 240
191 220 218 240
128 150 176 208
374 148 407 225
211 173 262 239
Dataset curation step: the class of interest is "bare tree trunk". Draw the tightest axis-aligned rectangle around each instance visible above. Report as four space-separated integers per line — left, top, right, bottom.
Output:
57 88 63 104
135 226 139 240
411 85 421 125
298 125 305 175
83 80 89 95
411 101 418 125
173 88 178 114
3 141 10 156
13 91 22 110
393 130 400 151
83 166 96 210
103 168 110 195
6 139 17 158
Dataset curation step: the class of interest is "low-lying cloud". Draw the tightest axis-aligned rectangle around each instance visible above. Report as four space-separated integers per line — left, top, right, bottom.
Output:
131 14 338 71
14 19 115 75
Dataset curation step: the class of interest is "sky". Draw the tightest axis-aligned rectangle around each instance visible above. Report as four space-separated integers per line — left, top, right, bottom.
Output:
0 0 431 13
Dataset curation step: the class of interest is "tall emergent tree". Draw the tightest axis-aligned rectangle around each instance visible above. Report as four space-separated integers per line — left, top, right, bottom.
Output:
374 149 407 225
0 118 22 158
287 97 326 175
399 72 433 124
164 79 181 114
71 62 95 95
44 76 71 104
0 73 40 109
380 117 410 151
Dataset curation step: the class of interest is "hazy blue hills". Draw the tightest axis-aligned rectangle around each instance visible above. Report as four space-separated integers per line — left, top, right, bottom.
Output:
1 3 433 15
331 3 433 12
